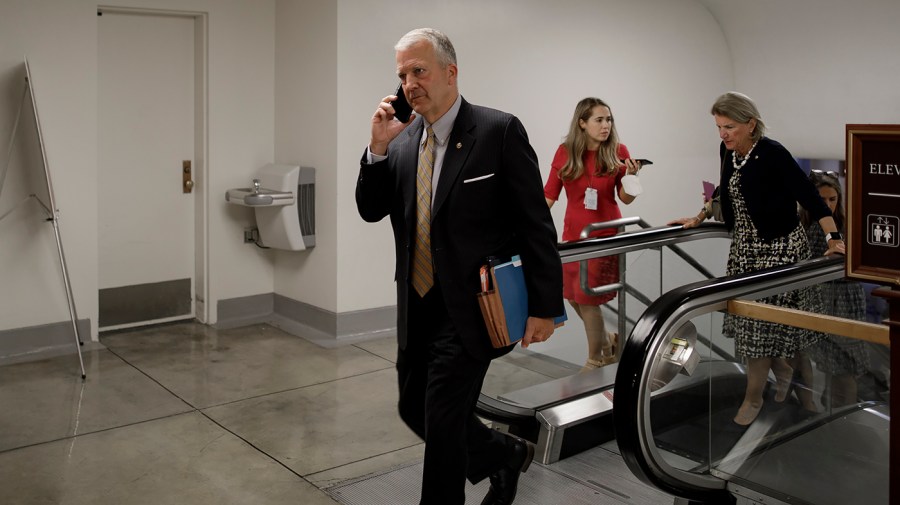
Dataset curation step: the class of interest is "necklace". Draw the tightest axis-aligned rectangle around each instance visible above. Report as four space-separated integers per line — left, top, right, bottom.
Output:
732 140 758 170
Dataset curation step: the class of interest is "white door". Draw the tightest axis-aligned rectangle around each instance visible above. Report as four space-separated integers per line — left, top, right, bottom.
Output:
98 11 197 330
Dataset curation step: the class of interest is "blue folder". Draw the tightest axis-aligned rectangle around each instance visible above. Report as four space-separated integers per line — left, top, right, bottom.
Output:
491 255 567 343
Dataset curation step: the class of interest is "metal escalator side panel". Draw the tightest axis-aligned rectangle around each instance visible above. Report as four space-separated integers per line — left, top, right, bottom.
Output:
534 390 615 465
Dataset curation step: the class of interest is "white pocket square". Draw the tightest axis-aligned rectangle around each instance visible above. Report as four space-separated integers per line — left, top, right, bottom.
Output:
463 173 495 183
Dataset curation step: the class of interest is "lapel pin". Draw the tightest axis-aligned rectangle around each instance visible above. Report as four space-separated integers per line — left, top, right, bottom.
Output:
456 142 462 149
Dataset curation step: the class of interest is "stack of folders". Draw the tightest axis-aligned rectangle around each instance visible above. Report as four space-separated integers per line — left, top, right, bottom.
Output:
476 255 567 348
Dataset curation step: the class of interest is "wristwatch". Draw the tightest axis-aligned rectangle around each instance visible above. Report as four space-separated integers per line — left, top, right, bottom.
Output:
826 231 843 242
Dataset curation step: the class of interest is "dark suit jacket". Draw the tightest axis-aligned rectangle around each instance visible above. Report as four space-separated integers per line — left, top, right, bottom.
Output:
356 98 564 361
718 137 831 241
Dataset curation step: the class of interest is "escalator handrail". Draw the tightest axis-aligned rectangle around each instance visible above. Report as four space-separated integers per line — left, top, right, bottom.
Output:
578 218 720 280
579 216 643 238
558 222 730 264
613 254 846 502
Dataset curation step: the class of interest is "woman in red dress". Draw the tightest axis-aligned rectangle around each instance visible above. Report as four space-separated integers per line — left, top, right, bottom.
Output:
544 97 644 370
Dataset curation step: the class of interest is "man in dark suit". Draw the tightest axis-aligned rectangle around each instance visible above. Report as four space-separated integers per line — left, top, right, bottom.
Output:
356 28 563 505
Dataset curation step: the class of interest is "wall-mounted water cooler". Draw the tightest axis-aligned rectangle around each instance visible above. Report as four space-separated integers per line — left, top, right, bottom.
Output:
225 164 315 250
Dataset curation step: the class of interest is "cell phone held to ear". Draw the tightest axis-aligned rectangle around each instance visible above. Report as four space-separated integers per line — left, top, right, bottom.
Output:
391 83 413 123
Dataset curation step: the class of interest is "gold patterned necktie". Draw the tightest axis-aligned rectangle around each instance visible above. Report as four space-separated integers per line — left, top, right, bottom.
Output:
412 127 436 297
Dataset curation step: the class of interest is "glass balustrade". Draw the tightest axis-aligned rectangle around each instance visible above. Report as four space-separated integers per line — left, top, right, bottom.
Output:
478 221 731 417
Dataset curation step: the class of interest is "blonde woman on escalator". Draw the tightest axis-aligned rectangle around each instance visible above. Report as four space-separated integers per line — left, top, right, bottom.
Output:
544 97 644 371
669 92 845 425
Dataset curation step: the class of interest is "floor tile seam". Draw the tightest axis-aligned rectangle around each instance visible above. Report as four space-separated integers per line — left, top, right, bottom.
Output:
194 366 398 410
104 343 387 409
350 344 396 365
313 442 424 483
195 408 316 488
102 345 200 409
105 343 396 411
0 346 197 456
320 449 426 491
0 409 199 456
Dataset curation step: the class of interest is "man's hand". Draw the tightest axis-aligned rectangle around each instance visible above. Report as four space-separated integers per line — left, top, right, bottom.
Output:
520 316 555 348
370 95 415 155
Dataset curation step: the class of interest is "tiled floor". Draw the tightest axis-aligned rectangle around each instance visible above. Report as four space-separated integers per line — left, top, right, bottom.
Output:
0 321 586 504
0 323 405 504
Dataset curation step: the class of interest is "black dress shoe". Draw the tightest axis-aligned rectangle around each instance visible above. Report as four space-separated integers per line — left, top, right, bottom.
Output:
480 436 535 505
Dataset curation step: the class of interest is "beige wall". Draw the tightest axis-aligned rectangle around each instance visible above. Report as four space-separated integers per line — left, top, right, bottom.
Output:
334 0 734 312
272 0 338 312
0 0 277 338
1 1 101 334
2 0 899 341
700 0 900 160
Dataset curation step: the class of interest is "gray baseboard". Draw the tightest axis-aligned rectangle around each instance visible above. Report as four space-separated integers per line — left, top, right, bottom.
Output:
214 293 275 329
0 319 93 363
1 294 395 361
216 293 396 347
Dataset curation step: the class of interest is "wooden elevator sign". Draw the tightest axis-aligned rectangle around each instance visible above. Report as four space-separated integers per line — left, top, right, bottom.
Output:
846 124 900 285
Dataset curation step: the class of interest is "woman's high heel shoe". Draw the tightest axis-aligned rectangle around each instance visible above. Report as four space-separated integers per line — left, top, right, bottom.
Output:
581 332 619 371
734 400 763 426
607 332 619 357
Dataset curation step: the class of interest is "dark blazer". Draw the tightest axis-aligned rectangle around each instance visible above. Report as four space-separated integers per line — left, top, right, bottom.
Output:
356 98 564 361
719 137 831 241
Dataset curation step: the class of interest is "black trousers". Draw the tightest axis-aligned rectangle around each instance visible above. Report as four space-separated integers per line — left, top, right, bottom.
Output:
399 284 509 505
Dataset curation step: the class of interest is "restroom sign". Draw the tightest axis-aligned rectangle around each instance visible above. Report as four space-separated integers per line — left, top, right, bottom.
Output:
846 124 900 285
868 215 899 247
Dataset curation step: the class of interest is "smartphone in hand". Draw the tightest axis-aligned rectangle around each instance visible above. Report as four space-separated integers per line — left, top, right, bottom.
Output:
391 83 413 123
634 159 653 166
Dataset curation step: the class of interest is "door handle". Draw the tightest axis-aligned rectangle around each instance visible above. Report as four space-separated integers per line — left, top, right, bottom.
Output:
183 160 193 193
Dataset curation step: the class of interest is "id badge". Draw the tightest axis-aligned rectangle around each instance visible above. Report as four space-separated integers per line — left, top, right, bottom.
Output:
584 187 598 210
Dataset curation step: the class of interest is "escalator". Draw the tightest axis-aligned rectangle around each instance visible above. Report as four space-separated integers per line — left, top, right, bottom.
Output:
476 221 734 462
614 256 890 505
476 220 889 504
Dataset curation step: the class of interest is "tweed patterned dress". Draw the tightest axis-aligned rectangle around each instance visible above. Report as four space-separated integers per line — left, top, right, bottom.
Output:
722 163 823 359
